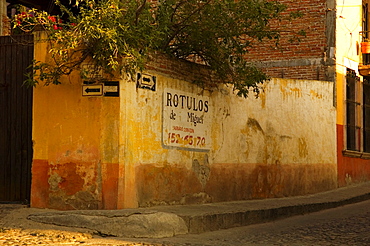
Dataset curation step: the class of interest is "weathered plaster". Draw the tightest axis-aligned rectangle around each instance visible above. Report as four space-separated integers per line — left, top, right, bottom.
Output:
125 74 337 207
32 32 337 209
0 0 9 36
32 32 120 209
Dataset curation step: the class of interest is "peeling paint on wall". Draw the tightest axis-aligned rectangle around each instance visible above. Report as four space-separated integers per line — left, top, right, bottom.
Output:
46 161 100 210
32 36 337 209
192 155 210 188
298 138 309 158
130 77 337 206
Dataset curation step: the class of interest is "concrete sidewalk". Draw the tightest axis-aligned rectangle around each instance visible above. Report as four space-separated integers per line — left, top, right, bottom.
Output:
27 182 370 239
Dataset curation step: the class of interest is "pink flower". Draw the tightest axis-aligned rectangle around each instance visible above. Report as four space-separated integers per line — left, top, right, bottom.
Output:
53 24 58 30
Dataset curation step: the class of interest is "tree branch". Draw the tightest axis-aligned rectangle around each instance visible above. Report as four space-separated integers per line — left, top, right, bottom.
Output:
135 0 147 25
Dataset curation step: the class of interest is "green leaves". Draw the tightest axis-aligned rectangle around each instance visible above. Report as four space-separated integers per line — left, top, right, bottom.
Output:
13 0 304 97
155 0 287 97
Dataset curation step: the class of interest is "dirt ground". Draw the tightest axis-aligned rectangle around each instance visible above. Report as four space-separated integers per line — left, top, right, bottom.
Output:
0 204 161 245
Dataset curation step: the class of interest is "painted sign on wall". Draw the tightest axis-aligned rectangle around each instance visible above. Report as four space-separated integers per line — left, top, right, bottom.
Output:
162 88 211 150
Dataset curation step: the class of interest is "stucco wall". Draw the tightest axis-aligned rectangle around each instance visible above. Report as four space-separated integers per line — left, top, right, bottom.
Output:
31 32 337 210
31 78 120 209
0 0 9 36
128 73 337 207
31 32 120 209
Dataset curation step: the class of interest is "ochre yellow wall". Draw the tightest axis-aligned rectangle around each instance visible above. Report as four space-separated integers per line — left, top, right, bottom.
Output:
32 32 120 209
31 32 337 210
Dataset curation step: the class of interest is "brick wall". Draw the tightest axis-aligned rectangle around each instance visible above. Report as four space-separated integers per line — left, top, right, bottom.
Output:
262 65 328 81
146 52 220 86
148 0 333 82
245 0 333 81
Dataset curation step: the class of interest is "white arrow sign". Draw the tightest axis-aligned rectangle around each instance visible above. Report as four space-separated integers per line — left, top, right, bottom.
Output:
137 73 156 91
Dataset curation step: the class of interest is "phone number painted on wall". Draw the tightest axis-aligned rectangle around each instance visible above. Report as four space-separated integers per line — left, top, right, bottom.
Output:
162 88 211 150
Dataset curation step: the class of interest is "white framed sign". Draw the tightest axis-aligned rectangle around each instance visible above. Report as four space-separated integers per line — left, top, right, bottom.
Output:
162 88 211 150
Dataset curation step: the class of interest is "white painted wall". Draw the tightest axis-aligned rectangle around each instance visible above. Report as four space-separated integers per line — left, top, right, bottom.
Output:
336 0 362 70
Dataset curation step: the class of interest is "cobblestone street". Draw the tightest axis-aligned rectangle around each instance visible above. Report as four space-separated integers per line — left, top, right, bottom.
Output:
0 228 91 245
0 228 164 245
125 199 370 246
0 204 161 246
1 200 370 245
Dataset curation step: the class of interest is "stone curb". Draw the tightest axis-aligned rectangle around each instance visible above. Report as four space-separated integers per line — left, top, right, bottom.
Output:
27 182 370 238
28 211 188 238
181 192 370 234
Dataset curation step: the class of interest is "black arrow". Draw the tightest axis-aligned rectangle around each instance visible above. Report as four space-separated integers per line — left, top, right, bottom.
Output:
85 88 100 93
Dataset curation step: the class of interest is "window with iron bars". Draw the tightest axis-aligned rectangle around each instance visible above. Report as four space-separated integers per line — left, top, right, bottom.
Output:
346 68 370 153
